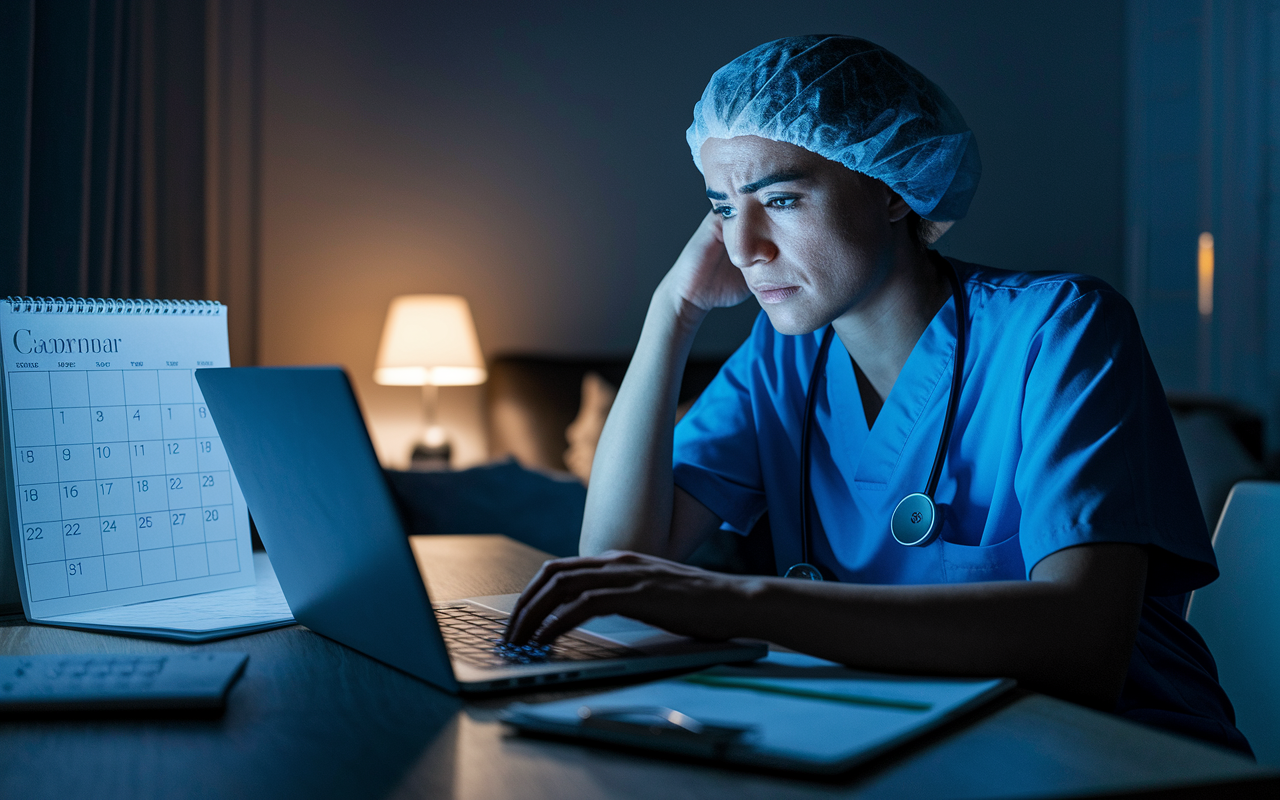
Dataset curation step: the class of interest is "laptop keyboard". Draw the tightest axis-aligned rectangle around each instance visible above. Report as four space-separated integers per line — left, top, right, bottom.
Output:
434 604 636 668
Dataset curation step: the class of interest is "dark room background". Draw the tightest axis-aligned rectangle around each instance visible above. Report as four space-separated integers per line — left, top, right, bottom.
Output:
257 0 1127 464
13 1 1277 468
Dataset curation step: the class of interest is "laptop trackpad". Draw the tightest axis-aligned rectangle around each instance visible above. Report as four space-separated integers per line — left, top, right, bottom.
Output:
465 594 685 648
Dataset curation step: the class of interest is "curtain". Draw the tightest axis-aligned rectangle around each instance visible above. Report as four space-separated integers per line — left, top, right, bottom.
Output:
0 0 261 365
1126 0 1280 455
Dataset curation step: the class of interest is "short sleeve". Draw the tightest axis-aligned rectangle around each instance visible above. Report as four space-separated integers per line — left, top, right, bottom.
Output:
1015 288 1217 594
673 316 771 534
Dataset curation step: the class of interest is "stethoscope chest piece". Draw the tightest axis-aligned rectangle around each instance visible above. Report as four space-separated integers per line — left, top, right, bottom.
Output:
891 493 941 547
783 562 824 581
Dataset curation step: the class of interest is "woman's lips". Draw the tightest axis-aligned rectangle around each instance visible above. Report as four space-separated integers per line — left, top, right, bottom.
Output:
755 285 800 304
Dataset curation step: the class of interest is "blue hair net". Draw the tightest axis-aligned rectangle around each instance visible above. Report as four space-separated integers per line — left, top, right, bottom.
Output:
687 35 980 222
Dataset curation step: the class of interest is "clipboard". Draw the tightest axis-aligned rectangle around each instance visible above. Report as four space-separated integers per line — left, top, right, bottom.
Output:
502 652 1015 775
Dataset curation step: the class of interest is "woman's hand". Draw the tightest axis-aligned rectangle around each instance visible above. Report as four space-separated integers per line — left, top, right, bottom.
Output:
657 211 751 316
502 551 750 646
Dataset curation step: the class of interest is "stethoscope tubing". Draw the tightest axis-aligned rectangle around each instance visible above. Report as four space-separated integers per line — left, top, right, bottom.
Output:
925 259 967 498
798 326 836 571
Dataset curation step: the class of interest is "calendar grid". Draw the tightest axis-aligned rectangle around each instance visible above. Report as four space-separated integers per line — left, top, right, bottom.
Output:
9 368 246 608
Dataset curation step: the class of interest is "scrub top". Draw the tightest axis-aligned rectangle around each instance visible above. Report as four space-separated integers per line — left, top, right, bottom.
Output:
673 258 1251 755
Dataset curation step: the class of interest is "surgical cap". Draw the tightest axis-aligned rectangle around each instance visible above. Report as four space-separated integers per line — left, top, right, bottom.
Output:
687 35 980 222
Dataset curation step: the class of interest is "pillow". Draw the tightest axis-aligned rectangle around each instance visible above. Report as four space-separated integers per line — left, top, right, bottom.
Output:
563 372 699 484
564 372 617 484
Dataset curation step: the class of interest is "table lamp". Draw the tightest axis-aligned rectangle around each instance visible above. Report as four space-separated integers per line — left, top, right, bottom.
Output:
374 294 487 468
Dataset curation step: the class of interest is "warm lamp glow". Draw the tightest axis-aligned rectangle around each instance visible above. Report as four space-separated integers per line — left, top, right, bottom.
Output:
1197 232 1214 318
374 295 487 386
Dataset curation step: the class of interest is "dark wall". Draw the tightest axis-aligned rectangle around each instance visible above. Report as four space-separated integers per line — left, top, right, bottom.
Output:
259 0 1125 462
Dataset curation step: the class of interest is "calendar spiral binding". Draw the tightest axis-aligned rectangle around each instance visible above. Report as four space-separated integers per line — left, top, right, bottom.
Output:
3 297 224 315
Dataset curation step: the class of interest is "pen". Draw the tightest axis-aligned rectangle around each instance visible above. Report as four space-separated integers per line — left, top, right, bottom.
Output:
678 674 933 712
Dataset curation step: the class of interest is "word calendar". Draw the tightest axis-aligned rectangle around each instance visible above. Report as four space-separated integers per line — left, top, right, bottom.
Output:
0 298 255 621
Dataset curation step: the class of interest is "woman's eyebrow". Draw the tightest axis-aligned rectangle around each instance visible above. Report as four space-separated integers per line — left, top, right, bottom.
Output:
705 170 810 201
739 170 808 194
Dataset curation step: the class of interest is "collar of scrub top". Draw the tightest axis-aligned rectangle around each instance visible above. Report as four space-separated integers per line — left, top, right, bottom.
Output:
787 253 968 581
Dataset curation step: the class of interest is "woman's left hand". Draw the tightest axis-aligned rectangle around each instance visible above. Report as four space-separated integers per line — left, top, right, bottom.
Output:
502 551 749 646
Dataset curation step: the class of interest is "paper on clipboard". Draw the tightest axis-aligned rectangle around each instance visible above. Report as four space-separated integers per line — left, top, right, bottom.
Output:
503 651 1014 774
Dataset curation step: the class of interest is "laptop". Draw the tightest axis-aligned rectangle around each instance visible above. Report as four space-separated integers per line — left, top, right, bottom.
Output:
194 366 766 694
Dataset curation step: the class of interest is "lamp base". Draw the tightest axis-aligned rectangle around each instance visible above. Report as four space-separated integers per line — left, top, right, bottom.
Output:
409 440 452 471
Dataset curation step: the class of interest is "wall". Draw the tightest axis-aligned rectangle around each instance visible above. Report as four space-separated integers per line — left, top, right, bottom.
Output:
259 0 1125 467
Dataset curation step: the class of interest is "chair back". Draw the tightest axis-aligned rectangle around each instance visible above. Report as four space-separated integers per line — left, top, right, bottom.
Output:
1186 480 1280 765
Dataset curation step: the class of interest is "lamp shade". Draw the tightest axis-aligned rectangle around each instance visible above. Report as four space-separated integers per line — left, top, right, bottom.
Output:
374 295 487 386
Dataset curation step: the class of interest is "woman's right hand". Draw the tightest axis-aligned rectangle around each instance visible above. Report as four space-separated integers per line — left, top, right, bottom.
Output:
657 211 751 315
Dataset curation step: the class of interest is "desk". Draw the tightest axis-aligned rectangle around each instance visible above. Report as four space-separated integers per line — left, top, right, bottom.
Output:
0 534 1275 799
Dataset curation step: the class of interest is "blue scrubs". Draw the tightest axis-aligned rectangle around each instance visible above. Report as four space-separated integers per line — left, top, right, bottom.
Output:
673 258 1250 755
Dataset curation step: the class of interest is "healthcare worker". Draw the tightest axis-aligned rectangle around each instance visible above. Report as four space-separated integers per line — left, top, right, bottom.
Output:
503 35 1249 754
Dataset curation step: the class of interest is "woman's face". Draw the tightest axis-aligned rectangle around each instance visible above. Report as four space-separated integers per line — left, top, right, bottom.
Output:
700 136 908 335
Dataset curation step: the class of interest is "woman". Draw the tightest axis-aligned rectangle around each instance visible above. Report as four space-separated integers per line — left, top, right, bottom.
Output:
503 35 1249 754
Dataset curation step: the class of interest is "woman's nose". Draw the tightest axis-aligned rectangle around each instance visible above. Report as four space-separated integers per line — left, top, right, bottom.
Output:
723 206 777 268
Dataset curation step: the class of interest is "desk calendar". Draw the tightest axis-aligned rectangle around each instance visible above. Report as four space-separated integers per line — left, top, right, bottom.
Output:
0 298 293 640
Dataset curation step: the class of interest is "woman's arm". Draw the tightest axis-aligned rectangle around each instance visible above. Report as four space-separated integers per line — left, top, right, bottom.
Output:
505 542 1149 710
579 211 748 560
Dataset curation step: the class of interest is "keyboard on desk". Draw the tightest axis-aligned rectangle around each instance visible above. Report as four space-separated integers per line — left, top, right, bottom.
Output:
434 604 636 668
0 652 248 712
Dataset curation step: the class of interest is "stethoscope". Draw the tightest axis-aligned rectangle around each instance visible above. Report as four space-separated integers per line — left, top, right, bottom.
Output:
784 255 967 581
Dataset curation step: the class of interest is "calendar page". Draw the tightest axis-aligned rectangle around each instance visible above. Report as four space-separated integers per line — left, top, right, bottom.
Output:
0 299 254 620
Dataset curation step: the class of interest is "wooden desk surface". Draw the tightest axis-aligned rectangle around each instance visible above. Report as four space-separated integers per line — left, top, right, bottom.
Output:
0 534 1275 799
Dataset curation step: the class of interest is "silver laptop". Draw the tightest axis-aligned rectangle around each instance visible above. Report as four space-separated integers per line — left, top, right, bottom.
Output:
194 366 765 694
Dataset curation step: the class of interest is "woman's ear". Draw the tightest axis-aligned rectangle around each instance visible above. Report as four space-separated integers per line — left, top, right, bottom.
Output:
886 188 912 224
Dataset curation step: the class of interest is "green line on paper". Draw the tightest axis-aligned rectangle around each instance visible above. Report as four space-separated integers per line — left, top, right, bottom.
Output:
678 674 933 712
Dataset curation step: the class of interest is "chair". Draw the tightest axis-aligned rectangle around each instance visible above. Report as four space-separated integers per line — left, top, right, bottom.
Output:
1186 481 1280 765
